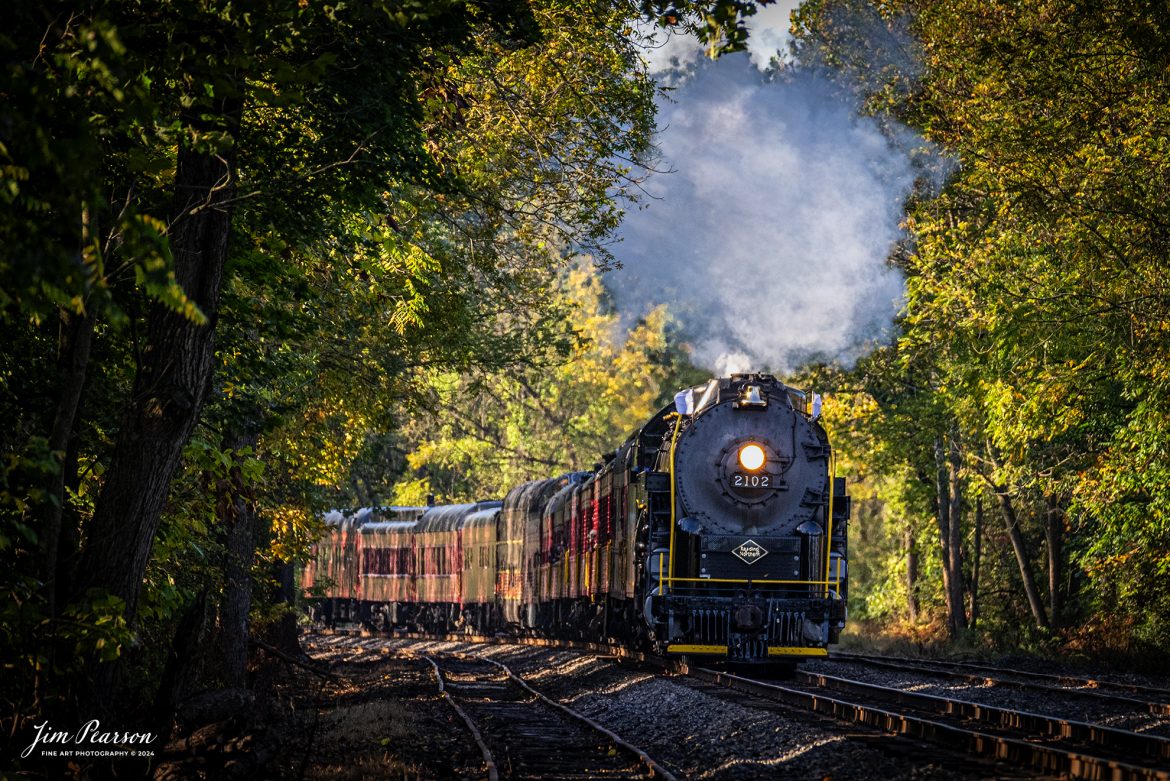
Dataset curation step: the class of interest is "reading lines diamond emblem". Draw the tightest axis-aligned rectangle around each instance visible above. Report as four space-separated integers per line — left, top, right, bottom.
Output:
732 539 768 565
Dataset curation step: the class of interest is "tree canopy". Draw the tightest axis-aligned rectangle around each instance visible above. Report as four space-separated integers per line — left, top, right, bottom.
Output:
0 0 698 755
795 0 1170 655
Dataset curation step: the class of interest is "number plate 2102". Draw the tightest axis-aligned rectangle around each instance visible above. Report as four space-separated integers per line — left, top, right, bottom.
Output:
730 473 774 488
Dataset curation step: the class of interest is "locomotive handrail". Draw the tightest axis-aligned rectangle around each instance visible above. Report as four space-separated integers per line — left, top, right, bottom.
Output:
663 576 832 586
666 412 684 594
825 450 835 599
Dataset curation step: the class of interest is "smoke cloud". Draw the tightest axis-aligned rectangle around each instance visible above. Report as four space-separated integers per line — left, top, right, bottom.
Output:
615 31 923 375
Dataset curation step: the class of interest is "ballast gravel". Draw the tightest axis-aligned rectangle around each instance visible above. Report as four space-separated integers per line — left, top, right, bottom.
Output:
302 635 1170 779
802 658 1170 738
423 641 1037 780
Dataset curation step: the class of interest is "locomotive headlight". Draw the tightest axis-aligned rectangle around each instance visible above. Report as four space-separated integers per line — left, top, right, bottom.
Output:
738 443 766 471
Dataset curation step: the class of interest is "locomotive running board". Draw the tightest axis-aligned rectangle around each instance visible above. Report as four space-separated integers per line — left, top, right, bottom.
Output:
666 644 728 655
768 646 829 657
664 644 829 657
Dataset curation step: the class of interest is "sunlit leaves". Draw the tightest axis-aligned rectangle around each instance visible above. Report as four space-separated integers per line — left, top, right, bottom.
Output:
388 262 703 503
797 0 1170 648
639 0 763 56
177 0 665 568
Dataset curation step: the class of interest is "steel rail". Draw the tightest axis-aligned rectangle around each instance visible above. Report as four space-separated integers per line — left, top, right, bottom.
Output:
823 652 1170 716
797 669 1170 764
424 655 499 781
686 665 1170 781
477 655 679 781
833 651 1170 705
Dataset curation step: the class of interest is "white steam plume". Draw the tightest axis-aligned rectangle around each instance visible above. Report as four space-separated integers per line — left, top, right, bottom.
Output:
615 48 920 375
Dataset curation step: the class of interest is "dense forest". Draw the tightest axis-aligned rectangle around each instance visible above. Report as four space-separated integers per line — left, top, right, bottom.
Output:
791 0 1170 659
3 0 1169 774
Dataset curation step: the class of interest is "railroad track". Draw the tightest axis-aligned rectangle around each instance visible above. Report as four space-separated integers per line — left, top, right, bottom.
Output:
423 651 676 781
686 664 1170 781
308 630 1170 779
829 651 1170 715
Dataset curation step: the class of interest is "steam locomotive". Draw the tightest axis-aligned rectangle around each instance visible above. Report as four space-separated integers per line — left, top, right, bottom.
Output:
302 374 849 664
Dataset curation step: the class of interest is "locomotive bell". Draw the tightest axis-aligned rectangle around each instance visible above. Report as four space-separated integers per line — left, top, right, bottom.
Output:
737 384 767 408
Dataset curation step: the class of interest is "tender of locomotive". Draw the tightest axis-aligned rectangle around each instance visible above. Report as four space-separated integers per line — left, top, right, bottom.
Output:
302 374 849 664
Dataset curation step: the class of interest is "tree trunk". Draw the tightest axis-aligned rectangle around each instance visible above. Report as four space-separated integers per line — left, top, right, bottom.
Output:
1045 494 1064 627
151 588 211 734
44 307 96 617
71 97 242 710
994 487 1051 630
218 425 260 689
933 437 966 637
969 497 983 630
56 429 84 611
267 561 303 657
74 135 239 609
932 438 953 625
904 522 919 623
946 437 968 632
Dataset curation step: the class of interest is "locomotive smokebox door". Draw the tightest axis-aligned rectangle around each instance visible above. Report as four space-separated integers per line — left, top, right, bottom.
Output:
671 386 829 538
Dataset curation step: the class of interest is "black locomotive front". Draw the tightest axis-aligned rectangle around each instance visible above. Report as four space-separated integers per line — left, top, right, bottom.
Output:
634 374 849 663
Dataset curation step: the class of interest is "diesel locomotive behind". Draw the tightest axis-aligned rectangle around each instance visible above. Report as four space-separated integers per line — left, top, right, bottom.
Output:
302 374 849 665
